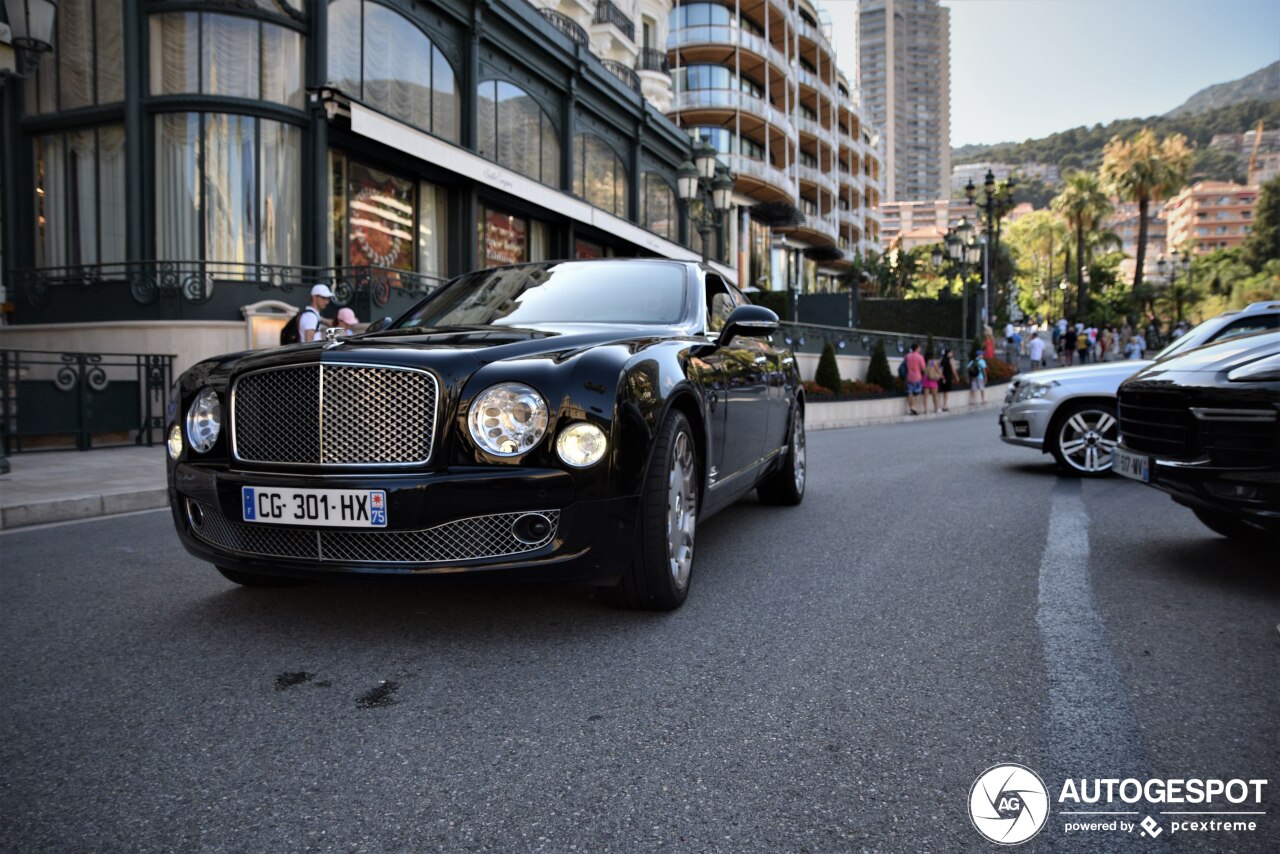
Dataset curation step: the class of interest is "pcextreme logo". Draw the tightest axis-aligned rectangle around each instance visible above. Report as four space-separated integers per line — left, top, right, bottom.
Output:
969 764 1050 845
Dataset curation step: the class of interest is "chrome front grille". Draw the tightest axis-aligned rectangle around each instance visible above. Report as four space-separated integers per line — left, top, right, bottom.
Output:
232 364 437 466
187 500 559 564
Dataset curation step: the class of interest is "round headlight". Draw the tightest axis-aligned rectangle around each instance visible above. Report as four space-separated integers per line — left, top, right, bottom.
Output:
556 422 608 468
467 383 549 456
167 423 184 460
185 387 222 454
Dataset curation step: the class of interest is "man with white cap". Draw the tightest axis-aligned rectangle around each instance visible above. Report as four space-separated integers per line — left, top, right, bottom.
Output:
299 284 333 342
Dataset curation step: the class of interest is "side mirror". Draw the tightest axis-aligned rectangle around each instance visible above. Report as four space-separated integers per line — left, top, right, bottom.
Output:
365 316 393 334
718 304 779 344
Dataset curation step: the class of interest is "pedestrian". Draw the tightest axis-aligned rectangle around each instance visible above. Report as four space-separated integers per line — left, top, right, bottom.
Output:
939 347 958 411
298 284 334 342
903 342 926 416
335 307 360 336
1004 321 1016 364
1126 332 1146 360
1027 332 1045 370
967 349 987 405
1099 326 1113 361
1075 323 1089 364
982 326 996 361
922 350 943 414
1061 323 1077 366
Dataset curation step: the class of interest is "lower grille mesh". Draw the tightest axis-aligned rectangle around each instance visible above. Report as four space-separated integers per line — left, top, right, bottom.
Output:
188 501 559 564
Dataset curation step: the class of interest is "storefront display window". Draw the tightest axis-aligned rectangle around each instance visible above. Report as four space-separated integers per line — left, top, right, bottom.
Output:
478 209 528 268
35 125 127 268
329 155 448 277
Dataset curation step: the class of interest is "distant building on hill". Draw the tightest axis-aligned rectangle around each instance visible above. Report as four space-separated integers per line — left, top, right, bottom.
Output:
880 198 977 246
950 161 1059 195
1105 201 1169 282
1164 182 1259 256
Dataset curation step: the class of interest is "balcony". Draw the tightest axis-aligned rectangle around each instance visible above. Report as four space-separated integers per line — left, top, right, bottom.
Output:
538 8 588 48
722 154 793 200
672 89 794 137
593 0 635 41
796 163 837 195
796 66 833 101
803 213 839 242
638 48 669 73
796 114 831 142
796 18 833 55
668 27 792 80
600 59 641 93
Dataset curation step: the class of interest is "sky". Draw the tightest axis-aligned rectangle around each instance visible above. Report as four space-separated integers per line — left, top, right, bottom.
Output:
822 0 1280 147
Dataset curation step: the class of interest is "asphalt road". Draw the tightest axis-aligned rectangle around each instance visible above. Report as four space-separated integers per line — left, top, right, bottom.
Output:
2 410 1277 853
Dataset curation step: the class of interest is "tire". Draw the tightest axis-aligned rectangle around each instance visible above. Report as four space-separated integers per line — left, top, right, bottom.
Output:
1048 401 1119 477
216 565 309 588
1192 509 1275 544
757 406 806 506
602 411 698 611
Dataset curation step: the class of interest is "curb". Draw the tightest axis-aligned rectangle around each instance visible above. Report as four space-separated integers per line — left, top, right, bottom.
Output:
1 488 170 531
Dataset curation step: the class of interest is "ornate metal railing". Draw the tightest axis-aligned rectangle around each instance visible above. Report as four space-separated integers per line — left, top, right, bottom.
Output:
592 0 635 41
538 8 588 48
600 59 641 93
0 349 173 452
7 261 448 325
639 48 669 73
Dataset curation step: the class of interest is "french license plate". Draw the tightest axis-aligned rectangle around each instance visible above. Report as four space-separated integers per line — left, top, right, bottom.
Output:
241 486 388 527
1112 447 1151 483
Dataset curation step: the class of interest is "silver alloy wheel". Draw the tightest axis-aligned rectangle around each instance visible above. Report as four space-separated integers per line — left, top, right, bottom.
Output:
792 413 806 494
666 430 697 590
1056 407 1119 473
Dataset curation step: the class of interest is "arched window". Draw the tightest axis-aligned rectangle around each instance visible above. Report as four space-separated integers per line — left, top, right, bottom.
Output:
641 173 677 241
573 133 629 218
476 81 561 187
328 0 460 142
24 0 124 116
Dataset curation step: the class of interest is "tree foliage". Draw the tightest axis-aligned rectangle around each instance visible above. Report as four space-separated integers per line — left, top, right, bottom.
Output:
1051 172 1113 317
1242 176 1280 272
865 339 895 388
1101 128 1192 293
815 342 843 393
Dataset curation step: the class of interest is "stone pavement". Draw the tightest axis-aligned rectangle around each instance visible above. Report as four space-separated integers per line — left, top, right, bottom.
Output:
0 384 1009 532
0 445 169 531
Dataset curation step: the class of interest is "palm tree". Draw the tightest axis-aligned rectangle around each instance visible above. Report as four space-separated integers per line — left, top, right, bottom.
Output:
1051 172 1112 318
1101 128 1192 294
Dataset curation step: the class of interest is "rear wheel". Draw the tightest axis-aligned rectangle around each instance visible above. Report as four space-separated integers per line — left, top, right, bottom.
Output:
216 566 309 588
602 411 698 611
1049 401 1118 477
757 406 806 506
1192 509 1274 544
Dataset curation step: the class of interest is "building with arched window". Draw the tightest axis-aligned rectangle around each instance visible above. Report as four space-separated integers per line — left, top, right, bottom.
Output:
0 0 724 376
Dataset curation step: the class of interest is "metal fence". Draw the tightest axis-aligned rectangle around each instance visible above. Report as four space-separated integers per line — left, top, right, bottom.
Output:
0 349 174 452
777 321 965 361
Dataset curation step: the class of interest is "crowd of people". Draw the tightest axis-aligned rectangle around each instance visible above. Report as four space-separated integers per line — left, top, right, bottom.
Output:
997 318 1152 371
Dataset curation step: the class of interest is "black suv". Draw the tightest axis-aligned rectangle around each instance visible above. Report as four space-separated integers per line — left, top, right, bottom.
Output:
1114 330 1280 542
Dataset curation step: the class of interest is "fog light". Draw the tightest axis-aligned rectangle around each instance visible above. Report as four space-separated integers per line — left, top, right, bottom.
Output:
556 422 607 467
167 423 184 459
512 512 553 544
1204 482 1270 501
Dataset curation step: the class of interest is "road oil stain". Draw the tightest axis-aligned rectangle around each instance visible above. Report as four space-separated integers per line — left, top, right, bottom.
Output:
357 680 400 709
275 671 314 691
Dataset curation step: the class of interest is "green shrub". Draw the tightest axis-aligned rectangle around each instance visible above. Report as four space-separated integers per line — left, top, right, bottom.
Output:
866 339 895 388
815 342 842 392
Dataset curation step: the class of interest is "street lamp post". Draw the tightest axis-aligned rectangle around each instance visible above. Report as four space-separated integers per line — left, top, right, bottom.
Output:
965 169 1016 326
1156 249 1192 330
939 217 982 358
677 142 735 266
2 0 59 74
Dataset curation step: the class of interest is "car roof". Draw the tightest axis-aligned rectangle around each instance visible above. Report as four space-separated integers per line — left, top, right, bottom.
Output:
1240 301 1280 315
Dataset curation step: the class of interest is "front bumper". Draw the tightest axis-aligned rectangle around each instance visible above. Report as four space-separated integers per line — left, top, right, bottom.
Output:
169 463 640 583
1143 456 1280 525
998 399 1056 450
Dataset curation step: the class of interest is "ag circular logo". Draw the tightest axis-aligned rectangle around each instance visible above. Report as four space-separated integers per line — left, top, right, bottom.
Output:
969 763 1050 845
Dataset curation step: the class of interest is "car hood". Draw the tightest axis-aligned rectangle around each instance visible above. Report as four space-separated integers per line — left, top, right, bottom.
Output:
1125 330 1280 379
1012 360 1151 387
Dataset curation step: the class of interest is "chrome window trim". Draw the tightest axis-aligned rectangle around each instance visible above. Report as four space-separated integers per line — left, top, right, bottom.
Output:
229 362 440 469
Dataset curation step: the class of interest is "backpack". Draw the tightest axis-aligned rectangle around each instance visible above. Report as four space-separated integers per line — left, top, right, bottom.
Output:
279 307 318 346
967 359 980 379
897 360 907 379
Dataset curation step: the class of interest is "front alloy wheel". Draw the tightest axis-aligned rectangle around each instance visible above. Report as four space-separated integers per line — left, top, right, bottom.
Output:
1050 402 1118 477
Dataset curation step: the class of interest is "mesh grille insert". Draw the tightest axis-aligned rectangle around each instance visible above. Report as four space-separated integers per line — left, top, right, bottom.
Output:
232 364 437 465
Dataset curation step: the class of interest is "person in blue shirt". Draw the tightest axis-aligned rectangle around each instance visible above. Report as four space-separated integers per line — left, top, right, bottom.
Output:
967 349 987 406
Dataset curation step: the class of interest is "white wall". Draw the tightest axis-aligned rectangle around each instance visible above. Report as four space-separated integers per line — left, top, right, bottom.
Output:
0 321 252 379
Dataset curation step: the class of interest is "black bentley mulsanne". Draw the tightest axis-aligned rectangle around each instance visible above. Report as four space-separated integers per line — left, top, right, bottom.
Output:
166 259 806 610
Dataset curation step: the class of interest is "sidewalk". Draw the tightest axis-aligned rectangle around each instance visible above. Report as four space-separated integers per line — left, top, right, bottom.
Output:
0 384 1008 531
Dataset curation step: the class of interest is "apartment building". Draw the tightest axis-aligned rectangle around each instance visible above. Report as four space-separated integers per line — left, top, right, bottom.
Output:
879 198 976 247
857 0 950 203
667 0 884 295
1164 181 1259 256
1105 201 1168 282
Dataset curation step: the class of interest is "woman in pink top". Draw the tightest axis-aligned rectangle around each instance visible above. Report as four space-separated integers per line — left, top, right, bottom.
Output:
903 343 927 416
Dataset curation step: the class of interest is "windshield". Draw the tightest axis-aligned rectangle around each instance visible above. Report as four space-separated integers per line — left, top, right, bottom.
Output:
394 261 689 329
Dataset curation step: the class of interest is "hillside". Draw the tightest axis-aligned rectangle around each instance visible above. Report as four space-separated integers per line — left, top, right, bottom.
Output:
951 99 1280 179
1167 61 1280 117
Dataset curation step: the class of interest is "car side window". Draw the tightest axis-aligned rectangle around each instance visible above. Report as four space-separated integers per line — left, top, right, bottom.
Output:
1209 315 1279 344
705 275 743 334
